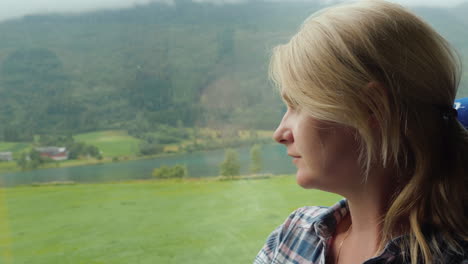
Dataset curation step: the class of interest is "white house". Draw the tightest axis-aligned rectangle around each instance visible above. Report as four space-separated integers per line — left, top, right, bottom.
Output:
0 152 13 161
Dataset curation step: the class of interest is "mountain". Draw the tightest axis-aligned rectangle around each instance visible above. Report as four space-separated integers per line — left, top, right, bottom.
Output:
0 1 466 140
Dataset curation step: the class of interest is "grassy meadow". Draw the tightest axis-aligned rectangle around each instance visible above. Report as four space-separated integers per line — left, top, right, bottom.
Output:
0 143 30 154
0 175 340 264
74 130 141 158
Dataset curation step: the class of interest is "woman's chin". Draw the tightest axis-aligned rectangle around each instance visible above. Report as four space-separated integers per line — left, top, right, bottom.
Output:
295 170 319 189
296 170 343 194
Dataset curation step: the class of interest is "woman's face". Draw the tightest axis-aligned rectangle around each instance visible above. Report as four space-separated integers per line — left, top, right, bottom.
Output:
273 105 363 192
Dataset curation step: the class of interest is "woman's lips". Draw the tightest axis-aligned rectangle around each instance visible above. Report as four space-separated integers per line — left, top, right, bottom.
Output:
288 153 301 163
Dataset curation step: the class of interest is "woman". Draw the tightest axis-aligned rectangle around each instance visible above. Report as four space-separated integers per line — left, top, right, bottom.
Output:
255 1 468 263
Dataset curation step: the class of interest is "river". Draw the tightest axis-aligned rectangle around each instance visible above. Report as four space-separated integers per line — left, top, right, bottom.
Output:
0 144 296 187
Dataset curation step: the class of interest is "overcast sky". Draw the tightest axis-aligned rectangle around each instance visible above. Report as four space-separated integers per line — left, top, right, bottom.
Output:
0 0 466 22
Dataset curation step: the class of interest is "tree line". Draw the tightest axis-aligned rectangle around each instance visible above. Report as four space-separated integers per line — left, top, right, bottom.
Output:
152 144 263 179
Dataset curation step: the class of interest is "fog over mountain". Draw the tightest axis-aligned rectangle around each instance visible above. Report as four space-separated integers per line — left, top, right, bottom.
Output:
1 0 467 22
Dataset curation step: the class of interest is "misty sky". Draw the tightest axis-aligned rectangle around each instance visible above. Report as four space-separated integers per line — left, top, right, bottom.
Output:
0 0 467 22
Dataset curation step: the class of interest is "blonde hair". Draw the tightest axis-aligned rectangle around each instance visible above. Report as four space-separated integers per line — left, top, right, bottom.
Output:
269 0 468 263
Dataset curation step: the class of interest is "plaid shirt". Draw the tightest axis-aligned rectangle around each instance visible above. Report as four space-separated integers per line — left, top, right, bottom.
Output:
254 199 467 264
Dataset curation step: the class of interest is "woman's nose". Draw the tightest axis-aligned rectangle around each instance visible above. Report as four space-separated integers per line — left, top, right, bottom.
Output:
273 125 294 144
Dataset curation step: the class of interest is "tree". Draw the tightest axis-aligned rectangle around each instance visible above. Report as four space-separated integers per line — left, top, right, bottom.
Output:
249 144 262 174
0 48 74 133
220 148 240 178
217 28 235 64
3 126 33 142
85 145 100 158
16 153 28 169
129 70 173 112
28 149 49 169
139 142 164 156
152 164 188 179
16 149 49 169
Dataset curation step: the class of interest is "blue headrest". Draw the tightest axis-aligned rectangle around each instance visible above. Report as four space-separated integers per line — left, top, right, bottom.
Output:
454 97 468 128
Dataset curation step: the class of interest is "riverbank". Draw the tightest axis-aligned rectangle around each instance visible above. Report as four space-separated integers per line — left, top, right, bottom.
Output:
0 175 340 264
0 133 274 175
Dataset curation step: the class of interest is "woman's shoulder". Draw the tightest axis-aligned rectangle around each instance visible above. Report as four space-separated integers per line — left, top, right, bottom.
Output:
282 200 348 232
254 203 343 264
279 205 330 231
262 205 330 241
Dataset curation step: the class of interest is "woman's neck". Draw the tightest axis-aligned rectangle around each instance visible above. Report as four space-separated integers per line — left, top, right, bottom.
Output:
331 166 399 264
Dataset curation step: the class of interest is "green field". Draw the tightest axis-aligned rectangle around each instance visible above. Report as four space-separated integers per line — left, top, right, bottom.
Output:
0 130 141 170
0 142 30 173
0 142 29 154
0 175 340 264
74 130 141 157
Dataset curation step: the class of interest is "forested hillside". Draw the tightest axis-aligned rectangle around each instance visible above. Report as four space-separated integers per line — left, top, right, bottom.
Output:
0 0 467 141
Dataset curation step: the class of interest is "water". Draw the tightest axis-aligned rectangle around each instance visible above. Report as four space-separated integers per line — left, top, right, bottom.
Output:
0 144 296 187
